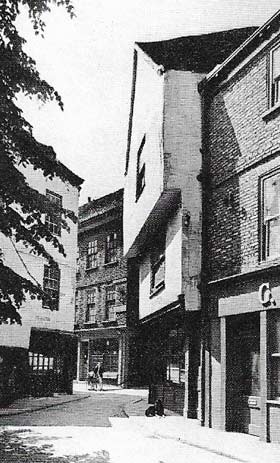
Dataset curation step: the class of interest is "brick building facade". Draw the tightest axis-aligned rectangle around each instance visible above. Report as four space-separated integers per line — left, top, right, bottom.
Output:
200 10 280 442
75 189 129 386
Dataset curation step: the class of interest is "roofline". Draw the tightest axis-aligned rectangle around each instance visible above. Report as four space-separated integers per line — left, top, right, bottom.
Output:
57 160 84 187
79 188 124 212
201 10 280 89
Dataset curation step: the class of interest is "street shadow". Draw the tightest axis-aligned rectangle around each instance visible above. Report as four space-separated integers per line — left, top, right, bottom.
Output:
0 430 110 462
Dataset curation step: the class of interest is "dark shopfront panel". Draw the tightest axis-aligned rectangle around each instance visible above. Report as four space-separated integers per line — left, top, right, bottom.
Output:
29 328 77 397
88 338 119 373
226 312 261 436
139 311 200 416
207 273 280 442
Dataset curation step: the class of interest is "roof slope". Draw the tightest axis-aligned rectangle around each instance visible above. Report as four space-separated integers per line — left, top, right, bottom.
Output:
136 27 258 73
79 188 123 222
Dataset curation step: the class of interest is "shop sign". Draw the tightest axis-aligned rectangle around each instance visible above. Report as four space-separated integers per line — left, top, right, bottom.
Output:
258 283 275 306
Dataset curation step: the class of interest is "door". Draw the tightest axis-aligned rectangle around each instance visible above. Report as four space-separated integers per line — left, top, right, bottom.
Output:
226 313 261 435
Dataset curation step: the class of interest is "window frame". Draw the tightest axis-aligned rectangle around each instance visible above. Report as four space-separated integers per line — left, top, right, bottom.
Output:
85 288 97 323
150 232 166 295
136 135 146 201
270 43 280 108
86 240 98 269
45 190 62 236
105 286 116 321
42 264 60 311
105 232 118 264
260 169 280 261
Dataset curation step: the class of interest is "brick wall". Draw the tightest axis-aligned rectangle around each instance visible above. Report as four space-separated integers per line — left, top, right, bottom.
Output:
205 41 280 280
75 215 127 329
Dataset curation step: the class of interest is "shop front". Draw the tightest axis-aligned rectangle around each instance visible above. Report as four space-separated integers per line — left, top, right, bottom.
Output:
137 302 200 416
205 269 280 442
29 328 77 397
77 327 128 386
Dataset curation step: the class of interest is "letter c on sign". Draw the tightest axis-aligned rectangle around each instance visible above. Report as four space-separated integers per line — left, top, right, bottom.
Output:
258 283 272 305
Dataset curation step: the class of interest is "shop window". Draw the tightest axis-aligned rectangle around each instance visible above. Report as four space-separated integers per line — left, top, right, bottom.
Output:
29 352 54 371
269 311 280 400
166 329 185 385
105 286 116 321
136 135 146 200
150 232 165 295
105 233 118 264
43 264 60 310
45 190 62 236
85 289 97 323
270 45 280 107
262 171 280 260
87 240 98 269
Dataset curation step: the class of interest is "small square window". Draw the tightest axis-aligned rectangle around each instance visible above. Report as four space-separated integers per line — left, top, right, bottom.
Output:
87 240 98 269
45 190 62 236
43 264 60 310
105 233 118 264
270 45 280 107
136 135 146 200
262 171 280 260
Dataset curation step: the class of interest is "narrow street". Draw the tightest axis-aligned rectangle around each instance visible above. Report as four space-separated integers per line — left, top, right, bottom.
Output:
0 391 239 463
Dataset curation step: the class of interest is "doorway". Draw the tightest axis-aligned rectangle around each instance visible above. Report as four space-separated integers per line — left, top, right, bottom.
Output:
226 313 261 435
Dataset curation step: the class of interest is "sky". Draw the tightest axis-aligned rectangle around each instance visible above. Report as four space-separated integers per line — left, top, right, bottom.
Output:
16 0 280 204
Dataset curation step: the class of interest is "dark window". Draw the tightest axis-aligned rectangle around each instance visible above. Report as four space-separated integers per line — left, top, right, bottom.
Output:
105 287 116 321
262 171 280 260
269 311 280 400
43 264 60 310
87 240 98 269
270 45 280 107
105 233 118 264
85 289 97 323
150 232 165 294
166 329 185 385
45 190 62 236
136 135 146 200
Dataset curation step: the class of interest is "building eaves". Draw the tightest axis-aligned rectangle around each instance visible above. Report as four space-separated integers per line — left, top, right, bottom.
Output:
200 9 280 91
136 27 258 73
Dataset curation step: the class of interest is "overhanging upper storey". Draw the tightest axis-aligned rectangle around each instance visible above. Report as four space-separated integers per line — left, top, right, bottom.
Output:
123 27 258 259
124 188 181 259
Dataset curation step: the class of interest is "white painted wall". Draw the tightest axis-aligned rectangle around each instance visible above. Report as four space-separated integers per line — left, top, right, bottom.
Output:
139 208 182 319
0 163 80 348
164 71 203 311
164 71 203 214
123 49 164 254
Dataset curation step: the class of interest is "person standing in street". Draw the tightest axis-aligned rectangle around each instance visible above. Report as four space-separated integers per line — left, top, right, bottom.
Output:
93 361 104 391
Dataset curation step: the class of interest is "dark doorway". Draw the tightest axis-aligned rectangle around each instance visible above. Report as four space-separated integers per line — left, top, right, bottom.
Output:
226 312 260 435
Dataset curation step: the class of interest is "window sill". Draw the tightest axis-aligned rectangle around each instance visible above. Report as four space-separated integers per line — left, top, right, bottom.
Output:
102 320 117 326
85 266 99 272
83 322 98 327
103 261 118 268
267 400 280 405
258 256 280 270
150 282 165 299
42 305 58 311
262 102 280 121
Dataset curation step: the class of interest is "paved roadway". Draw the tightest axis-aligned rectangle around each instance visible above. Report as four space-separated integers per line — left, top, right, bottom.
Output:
0 392 241 463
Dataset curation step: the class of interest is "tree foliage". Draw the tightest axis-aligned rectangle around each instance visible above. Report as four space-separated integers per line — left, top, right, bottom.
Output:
0 0 77 324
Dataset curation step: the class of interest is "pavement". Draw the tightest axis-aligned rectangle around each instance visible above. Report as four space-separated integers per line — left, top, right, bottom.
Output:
0 392 90 416
1 383 280 462
118 395 280 463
